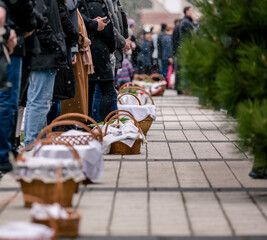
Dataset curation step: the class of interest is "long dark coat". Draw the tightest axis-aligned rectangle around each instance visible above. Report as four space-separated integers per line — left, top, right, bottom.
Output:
82 0 115 81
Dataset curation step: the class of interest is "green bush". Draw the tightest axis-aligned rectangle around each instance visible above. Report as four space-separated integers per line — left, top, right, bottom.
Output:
178 0 267 169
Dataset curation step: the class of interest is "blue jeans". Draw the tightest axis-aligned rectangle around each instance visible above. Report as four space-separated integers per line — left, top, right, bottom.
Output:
0 56 22 163
92 84 118 123
24 69 57 146
161 60 169 80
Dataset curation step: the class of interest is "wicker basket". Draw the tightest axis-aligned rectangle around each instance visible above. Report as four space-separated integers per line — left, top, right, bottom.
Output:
117 86 155 136
150 73 167 96
119 82 142 92
37 119 101 145
16 139 81 208
33 209 80 238
104 112 143 155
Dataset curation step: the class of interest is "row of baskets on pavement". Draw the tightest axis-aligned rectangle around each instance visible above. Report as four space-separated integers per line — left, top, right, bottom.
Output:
0 75 167 239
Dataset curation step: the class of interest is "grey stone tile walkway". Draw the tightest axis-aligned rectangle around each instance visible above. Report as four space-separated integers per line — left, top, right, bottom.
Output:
0 90 267 239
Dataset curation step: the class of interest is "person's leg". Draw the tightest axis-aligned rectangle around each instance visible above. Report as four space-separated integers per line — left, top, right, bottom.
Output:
0 56 22 171
92 84 101 122
98 81 115 122
88 81 96 117
24 69 57 146
112 87 118 111
47 99 61 131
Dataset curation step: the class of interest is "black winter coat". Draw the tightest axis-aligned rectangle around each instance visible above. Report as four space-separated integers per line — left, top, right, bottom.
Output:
85 0 115 81
31 0 68 71
1 0 37 57
179 16 194 42
53 0 79 100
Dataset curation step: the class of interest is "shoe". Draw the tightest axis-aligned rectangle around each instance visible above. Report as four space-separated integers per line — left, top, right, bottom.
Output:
249 168 267 179
0 161 13 174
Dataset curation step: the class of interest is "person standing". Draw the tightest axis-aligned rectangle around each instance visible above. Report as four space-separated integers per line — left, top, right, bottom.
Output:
179 6 195 41
85 0 116 122
161 26 173 82
23 0 68 147
158 23 167 74
0 0 36 173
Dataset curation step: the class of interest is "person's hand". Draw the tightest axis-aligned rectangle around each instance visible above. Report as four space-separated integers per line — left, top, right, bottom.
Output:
83 37 91 47
96 17 107 31
0 6 6 28
72 55 77 65
6 29 17 55
122 40 131 52
24 30 35 38
168 58 174 65
130 41 136 50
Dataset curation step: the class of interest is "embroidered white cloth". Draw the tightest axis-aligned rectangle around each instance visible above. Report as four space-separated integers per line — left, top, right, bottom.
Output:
118 104 156 122
102 121 143 154
133 80 166 94
35 130 104 180
0 222 54 239
14 156 85 183
30 203 68 220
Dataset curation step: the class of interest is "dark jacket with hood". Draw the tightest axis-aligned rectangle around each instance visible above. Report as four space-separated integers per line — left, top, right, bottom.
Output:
179 16 194 41
31 0 68 71
83 0 115 81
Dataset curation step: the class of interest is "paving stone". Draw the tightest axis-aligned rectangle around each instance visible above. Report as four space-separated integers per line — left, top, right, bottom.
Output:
104 154 122 160
187 109 203 115
164 121 182 130
191 115 209 121
224 133 240 141
150 123 165 130
250 192 267 218
94 162 120 188
183 130 207 141
218 192 267 235
197 122 217 130
118 162 147 188
148 162 178 188
227 161 267 188
146 131 166 141
0 192 30 225
180 122 200 130
175 162 209 188
184 192 232 236
150 192 190 236
123 144 147 160
110 192 148 236
213 142 246 159
164 130 187 141
177 115 194 121
174 108 189 115
191 142 221 159
200 162 241 188
161 109 176 115
169 143 196 159
0 173 20 188
163 115 178 121
79 192 113 236
147 142 171 159
200 109 224 115
202 130 228 141
206 115 228 121
213 122 234 132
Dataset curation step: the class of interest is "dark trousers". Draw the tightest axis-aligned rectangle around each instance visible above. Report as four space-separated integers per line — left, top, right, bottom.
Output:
89 80 115 122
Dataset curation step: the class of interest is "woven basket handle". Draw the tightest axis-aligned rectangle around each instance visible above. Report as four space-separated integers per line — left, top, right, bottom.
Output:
17 139 80 162
104 109 135 125
119 82 141 91
51 113 103 141
117 93 142 105
119 86 155 105
151 73 166 81
37 120 98 141
104 113 142 136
